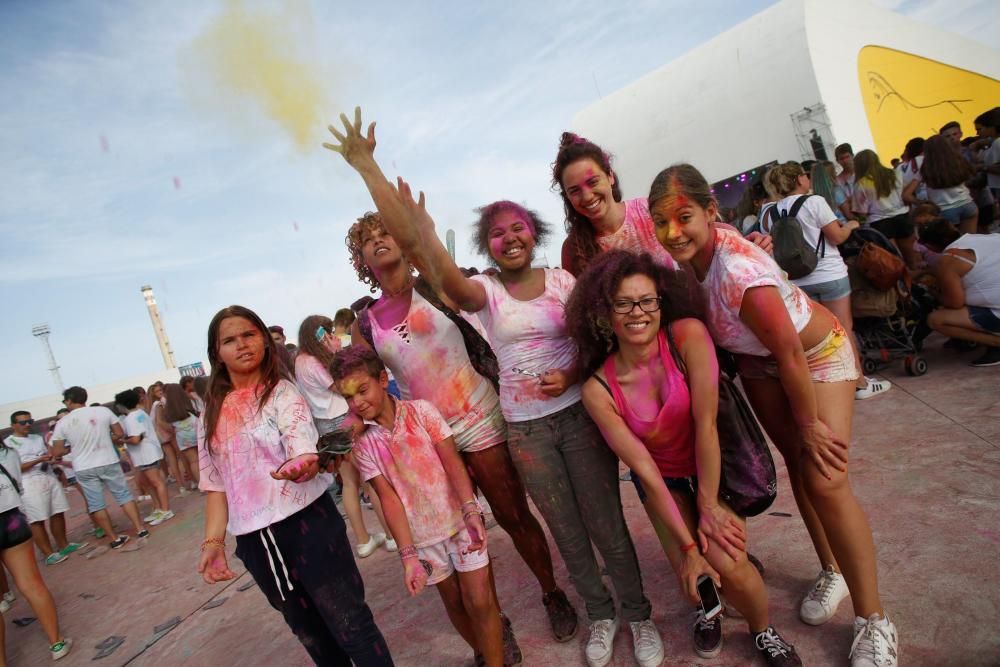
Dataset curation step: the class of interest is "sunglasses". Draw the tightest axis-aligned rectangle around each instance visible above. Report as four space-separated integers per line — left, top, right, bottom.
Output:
14 419 33 426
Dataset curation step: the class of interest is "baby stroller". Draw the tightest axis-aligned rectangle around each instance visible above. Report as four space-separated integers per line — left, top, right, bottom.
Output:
839 226 929 376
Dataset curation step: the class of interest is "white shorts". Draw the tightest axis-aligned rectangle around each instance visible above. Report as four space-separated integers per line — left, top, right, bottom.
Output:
21 474 70 523
449 383 507 454
419 527 490 586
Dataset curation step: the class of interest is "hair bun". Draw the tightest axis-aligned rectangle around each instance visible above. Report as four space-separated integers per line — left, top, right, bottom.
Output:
559 131 583 149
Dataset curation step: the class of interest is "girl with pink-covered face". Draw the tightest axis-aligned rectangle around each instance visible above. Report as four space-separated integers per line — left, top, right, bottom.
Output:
326 107 664 667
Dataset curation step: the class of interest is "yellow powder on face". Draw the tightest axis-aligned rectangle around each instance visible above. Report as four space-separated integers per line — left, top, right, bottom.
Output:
181 0 334 151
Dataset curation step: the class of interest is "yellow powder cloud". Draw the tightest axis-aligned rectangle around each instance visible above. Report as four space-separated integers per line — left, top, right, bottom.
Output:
182 0 333 151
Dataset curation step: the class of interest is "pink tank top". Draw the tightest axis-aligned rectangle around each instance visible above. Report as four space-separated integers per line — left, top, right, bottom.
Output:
602 330 697 478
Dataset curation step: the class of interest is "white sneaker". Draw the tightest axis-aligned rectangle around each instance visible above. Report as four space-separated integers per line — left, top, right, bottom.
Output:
3 591 16 603
629 619 664 667
137 495 152 502
0 599 10 614
850 613 898 666
156 510 175 524
855 377 891 400
144 510 162 524
800 565 850 625
384 538 398 552
355 532 385 558
584 617 618 667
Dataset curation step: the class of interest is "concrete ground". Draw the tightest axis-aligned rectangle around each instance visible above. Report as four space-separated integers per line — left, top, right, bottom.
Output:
2 334 998 666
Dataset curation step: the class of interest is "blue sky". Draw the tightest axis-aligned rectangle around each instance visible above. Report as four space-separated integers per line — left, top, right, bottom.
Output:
1 0 996 404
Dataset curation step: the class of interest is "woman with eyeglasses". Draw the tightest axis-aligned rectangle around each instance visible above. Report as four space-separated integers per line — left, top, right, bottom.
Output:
293 314 395 558
327 108 663 667
567 250 800 665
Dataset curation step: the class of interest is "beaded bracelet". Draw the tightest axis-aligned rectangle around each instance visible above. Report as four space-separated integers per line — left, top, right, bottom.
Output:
398 545 418 561
680 542 698 553
461 499 480 510
463 510 485 522
201 537 225 551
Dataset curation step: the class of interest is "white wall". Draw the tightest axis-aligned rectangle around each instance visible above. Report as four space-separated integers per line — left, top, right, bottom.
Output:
571 0 819 196
571 0 1000 196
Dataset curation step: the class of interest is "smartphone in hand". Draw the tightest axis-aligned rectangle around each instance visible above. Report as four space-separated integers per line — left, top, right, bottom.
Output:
697 574 723 620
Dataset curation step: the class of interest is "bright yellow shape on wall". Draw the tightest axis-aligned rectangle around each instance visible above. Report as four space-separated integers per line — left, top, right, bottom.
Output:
858 45 999 159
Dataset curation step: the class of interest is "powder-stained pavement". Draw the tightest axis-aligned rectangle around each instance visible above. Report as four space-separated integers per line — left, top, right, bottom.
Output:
3 335 998 666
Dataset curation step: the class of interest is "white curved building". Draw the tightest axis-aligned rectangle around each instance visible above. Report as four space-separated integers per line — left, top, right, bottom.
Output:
571 0 1000 205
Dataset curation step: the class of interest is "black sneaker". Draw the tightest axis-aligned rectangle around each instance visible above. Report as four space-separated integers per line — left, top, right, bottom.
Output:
944 338 978 351
501 613 522 667
542 588 579 642
473 614 522 667
754 626 802 666
971 347 1000 367
137 529 150 539
693 609 722 659
109 535 130 550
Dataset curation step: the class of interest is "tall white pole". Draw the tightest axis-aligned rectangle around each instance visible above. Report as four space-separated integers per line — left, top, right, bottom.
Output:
141 285 177 369
31 324 64 392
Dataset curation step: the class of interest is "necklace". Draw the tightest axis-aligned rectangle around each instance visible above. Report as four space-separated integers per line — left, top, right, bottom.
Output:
381 275 415 298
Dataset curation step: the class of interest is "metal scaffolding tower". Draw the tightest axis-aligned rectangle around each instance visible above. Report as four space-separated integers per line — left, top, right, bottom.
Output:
31 323 64 393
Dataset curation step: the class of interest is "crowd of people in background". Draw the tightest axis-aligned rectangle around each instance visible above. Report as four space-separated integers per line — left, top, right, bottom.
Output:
2 104 998 667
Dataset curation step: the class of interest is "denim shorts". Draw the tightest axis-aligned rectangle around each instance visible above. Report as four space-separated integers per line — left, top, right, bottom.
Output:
940 201 978 224
969 306 1000 334
631 473 697 503
738 323 860 383
76 462 134 512
800 276 852 302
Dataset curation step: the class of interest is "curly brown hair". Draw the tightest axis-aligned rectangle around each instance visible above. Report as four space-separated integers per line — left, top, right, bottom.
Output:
565 250 693 378
471 200 551 265
345 212 385 293
551 132 623 275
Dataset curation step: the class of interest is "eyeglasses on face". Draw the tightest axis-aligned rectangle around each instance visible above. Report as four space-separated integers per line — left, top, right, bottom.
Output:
612 297 662 314
14 419 33 426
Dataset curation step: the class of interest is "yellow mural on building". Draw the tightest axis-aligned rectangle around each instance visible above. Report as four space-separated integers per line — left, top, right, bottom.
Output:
858 45 999 159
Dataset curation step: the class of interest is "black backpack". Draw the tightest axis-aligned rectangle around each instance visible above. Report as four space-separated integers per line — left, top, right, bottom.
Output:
763 195 825 280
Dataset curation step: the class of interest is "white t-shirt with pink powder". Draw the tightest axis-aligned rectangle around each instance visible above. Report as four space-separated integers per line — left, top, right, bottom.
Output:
294 353 348 421
370 290 492 426
596 198 679 269
198 380 330 536
699 228 814 357
354 399 463 547
469 269 582 422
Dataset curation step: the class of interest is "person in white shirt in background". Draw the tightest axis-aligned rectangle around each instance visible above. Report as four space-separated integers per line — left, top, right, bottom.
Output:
51 386 147 550
148 383 188 497
763 162 890 401
0 438 73 661
115 390 174 527
4 411 84 566
333 308 356 349
161 383 200 490
180 376 205 417
294 314 395 557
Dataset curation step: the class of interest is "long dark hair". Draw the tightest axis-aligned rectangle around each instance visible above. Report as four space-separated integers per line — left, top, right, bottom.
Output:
853 149 898 199
203 305 290 450
161 383 195 423
921 135 973 189
551 132 623 275
565 250 692 378
296 314 336 369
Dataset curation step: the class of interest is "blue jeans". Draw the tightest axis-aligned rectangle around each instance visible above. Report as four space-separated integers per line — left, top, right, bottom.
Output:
507 401 651 623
